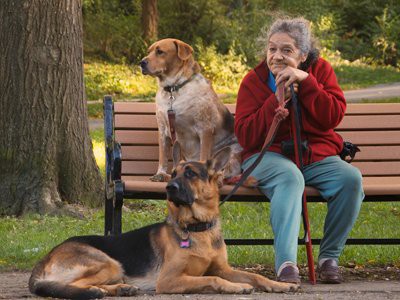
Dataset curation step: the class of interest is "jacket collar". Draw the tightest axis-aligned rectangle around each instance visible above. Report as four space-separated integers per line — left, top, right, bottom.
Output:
254 60 269 84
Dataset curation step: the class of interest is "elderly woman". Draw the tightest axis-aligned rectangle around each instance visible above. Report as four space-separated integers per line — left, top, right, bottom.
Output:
235 17 364 284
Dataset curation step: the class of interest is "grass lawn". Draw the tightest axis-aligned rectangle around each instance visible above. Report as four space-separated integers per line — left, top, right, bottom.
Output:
334 64 400 90
0 128 399 271
1 200 399 271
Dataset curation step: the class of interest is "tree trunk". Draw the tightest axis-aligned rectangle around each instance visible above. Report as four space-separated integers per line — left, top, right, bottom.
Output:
0 0 103 215
141 0 158 44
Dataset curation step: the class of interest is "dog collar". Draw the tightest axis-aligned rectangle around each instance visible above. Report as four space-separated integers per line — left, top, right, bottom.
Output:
178 220 217 249
163 74 197 93
185 220 217 232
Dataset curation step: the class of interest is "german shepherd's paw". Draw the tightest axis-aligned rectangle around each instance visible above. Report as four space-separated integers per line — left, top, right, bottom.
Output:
150 173 171 182
116 284 139 296
88 287 106 298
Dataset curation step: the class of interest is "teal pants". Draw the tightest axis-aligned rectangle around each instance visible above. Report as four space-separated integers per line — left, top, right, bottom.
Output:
242 152 364 271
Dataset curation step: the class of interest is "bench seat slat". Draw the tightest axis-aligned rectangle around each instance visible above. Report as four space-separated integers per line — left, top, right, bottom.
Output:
121 161 400 176
122 176 400 197
120 145 400 161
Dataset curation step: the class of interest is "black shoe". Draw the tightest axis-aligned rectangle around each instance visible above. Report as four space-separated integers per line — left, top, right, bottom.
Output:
317 259 342 284
277 265 301 284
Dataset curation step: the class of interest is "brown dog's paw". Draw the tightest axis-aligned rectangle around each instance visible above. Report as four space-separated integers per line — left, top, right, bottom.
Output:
116 284 139 296
270 282 300 293
242 176 258 188
150 173 171 182
223 175 258 188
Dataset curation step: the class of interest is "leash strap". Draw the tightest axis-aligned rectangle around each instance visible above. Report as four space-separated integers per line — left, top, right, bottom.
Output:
168 109 176 144
219 83 286 206
164 75 198 145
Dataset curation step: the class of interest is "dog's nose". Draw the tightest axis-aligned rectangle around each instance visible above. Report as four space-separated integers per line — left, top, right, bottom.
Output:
140 59 148 69
166 181 179 193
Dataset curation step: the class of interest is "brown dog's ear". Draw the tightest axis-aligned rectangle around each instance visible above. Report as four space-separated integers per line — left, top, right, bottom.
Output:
209 147 231 173
172 141 182 168
147 41 157 53
174 40 193 61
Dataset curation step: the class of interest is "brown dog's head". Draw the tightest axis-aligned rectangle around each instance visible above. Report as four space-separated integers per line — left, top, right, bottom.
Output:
166 143 230 223
140 38 200 81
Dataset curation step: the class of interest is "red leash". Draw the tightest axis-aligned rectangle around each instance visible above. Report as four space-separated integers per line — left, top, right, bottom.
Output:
289 85 316 284
219 82 288 205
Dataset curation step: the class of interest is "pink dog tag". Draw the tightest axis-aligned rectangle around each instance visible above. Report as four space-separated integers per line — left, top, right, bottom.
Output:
180 239 191 248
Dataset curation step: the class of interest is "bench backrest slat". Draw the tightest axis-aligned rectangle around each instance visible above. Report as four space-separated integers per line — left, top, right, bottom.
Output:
114 110 400 130
114 102 400 115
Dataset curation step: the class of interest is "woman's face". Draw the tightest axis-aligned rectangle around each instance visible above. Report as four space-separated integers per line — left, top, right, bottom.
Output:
266 32 307 76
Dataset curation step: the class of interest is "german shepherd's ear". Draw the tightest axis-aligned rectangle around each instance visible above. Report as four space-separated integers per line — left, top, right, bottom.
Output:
172 141 182 168
208 147 231 173
174 40 193 61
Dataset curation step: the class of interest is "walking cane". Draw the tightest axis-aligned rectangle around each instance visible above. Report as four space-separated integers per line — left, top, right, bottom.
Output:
289 84 316 284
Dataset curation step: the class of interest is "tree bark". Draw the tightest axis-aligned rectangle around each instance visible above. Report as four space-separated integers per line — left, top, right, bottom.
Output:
0 0 103 215
141 0 158 44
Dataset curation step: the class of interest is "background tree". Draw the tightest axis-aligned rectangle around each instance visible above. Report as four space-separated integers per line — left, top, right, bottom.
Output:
0 0 103 216
141 0 158 44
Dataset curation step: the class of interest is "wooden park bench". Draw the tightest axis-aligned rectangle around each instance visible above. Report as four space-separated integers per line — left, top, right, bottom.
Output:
103 96 400 246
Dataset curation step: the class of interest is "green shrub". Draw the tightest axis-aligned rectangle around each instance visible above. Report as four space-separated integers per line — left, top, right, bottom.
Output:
195 41 249 94
84 61 157 101
372 7 400 67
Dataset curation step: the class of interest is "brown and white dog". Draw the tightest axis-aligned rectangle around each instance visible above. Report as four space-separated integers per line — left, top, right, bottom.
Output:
140 38 247 184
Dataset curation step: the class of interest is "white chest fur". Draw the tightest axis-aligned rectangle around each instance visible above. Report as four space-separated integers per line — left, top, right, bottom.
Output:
155 75 221 159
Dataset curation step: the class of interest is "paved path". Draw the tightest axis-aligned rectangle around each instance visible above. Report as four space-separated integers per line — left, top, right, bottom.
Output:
2 271 399 300
344 82 400 102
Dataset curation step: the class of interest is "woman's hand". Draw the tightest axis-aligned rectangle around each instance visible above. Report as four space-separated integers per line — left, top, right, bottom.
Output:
275 66 308 88
276 82 299 102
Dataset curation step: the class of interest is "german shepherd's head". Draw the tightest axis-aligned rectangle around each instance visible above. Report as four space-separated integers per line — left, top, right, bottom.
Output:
166 143 230 226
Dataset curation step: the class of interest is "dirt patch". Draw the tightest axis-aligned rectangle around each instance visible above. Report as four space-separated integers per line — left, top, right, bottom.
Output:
0 271 32 299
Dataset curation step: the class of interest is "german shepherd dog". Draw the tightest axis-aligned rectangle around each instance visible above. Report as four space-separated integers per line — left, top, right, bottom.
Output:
29 145 298 298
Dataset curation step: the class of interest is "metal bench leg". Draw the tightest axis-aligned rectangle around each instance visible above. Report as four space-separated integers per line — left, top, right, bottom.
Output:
104 191 114 236
112 180 124 235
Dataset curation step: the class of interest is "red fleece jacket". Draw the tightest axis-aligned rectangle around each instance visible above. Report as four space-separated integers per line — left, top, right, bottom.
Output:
235 58 346 165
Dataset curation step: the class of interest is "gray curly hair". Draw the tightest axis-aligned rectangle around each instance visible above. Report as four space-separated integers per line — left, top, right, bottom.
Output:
258 17 319 69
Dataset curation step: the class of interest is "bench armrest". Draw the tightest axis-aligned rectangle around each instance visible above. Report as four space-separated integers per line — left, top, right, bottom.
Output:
104 96 122 199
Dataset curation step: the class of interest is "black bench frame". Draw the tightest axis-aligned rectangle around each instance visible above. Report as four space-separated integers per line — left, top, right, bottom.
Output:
103 96 400 246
